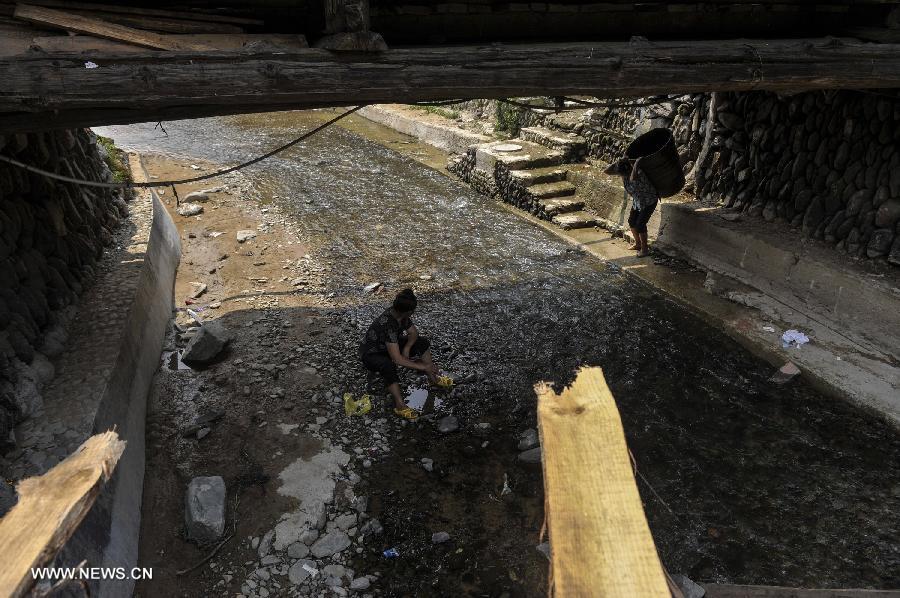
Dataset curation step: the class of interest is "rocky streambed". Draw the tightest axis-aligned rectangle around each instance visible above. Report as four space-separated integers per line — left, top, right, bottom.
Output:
95 110 900 598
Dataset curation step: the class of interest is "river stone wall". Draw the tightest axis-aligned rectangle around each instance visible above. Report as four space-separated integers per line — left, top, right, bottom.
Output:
0 130 129 452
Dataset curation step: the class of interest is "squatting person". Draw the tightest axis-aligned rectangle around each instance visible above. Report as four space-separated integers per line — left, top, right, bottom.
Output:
605 156 659 257
360 288 440 420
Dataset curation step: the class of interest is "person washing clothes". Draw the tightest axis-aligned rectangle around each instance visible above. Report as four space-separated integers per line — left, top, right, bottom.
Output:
605 156 659 257
360 288 441 420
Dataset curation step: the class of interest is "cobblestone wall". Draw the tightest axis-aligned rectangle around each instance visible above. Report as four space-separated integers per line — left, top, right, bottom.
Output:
0 130 130 451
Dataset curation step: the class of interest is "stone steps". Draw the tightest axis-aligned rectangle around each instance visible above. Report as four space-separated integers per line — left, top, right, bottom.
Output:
552 210 599 230
539 197 584 216
475 140 565 170
508 166 568 186
520 126 588 159
528 181 577 199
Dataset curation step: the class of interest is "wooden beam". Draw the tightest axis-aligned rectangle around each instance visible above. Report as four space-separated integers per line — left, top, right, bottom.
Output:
0 38 899 133
703 584 900 597
0 431 126 598
537 368 670 597
13 4 217 50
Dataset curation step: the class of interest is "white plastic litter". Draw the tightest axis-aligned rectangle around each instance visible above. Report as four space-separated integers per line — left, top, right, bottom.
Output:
762 325 776 333
84 61 99 69
781 329 810 348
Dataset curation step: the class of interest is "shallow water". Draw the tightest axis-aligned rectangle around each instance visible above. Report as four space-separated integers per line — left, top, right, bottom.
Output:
99 111 900 594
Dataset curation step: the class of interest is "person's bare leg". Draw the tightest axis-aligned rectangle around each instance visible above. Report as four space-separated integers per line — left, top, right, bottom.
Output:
387 382 406 410
639 232 650 256
629 227 640 250
420 349 439 385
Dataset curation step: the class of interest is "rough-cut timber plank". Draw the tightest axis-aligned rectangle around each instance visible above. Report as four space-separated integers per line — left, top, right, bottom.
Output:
13 4 216 50
0 431 126 598
0 38 899 133
703 584 900 597
1 33 308 56
537 367 670 597
63 11 244 34
17 0 264 25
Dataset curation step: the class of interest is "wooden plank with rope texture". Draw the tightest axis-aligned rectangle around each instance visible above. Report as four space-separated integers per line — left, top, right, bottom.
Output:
537 367 670 597
0 431 126 598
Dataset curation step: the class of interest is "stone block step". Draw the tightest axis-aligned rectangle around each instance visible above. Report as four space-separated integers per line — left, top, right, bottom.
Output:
552 210 599 230
520 126 588 156
528 181 577 199
475 140 565 171
508 166 567 186
540 197 584 216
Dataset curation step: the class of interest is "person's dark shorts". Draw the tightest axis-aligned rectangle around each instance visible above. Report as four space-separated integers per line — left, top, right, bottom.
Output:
361 335 430 386
628 202 658 234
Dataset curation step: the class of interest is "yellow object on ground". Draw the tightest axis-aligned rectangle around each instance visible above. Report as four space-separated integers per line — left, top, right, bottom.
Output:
436 375 454 388
393 406 419 420
344 393 372 416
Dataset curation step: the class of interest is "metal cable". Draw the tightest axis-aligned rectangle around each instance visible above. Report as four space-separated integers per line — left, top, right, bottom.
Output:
0 105 365 190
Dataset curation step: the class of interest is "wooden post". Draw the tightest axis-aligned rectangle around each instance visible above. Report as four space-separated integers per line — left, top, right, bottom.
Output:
316 0 386 51
536 368 670 597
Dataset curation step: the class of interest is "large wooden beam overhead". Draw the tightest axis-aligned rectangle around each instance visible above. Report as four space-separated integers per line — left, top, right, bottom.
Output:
0 37 899 133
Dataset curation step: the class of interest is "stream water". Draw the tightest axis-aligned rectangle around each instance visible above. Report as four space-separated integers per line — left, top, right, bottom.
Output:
99 111 900 595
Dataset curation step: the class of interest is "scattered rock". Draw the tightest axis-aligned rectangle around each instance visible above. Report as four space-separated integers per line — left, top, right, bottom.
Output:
310 530 351 558
359 518 383 539
189 282 208 299
517 428 539 451
287 559 318 585
518 447 542 464
335 513 358 531
183 191 209 203
184 476 226 543
237 230 257 243
421 457 434 472
196 427 211 440
437 416 459 434
431 531 450 544
300 528 320 545
287 542 310 559
182 320 231 366
349 577 371 591
258 529 275 558
177 203 204 217
363 282 382 293
671 574 706 598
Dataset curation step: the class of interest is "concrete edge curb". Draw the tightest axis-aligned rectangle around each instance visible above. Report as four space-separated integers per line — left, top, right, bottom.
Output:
58 156 181 597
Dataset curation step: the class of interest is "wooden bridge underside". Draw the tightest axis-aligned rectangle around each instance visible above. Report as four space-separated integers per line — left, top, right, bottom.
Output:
0 0 899 133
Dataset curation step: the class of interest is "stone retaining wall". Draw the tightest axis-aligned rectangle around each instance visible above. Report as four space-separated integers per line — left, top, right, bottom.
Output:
0 130 130 453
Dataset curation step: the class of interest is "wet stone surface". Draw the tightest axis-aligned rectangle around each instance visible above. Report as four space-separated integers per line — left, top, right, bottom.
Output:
103 112 900 597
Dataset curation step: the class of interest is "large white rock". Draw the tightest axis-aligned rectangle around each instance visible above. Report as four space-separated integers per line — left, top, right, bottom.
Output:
310 531 351 558
184 476 225 542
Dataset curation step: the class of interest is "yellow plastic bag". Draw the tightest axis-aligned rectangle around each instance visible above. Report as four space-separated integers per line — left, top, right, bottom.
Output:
344 393 372 416
436 375 454 389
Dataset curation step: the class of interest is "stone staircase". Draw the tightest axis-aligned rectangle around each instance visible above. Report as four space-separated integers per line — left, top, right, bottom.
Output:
468 126 598 230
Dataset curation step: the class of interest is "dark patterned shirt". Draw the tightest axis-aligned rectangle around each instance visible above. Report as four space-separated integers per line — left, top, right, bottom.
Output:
623 168 659 211
360 308 412 356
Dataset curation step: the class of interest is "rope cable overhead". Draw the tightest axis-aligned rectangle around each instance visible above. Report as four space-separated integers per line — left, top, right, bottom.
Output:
0 105 365 190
